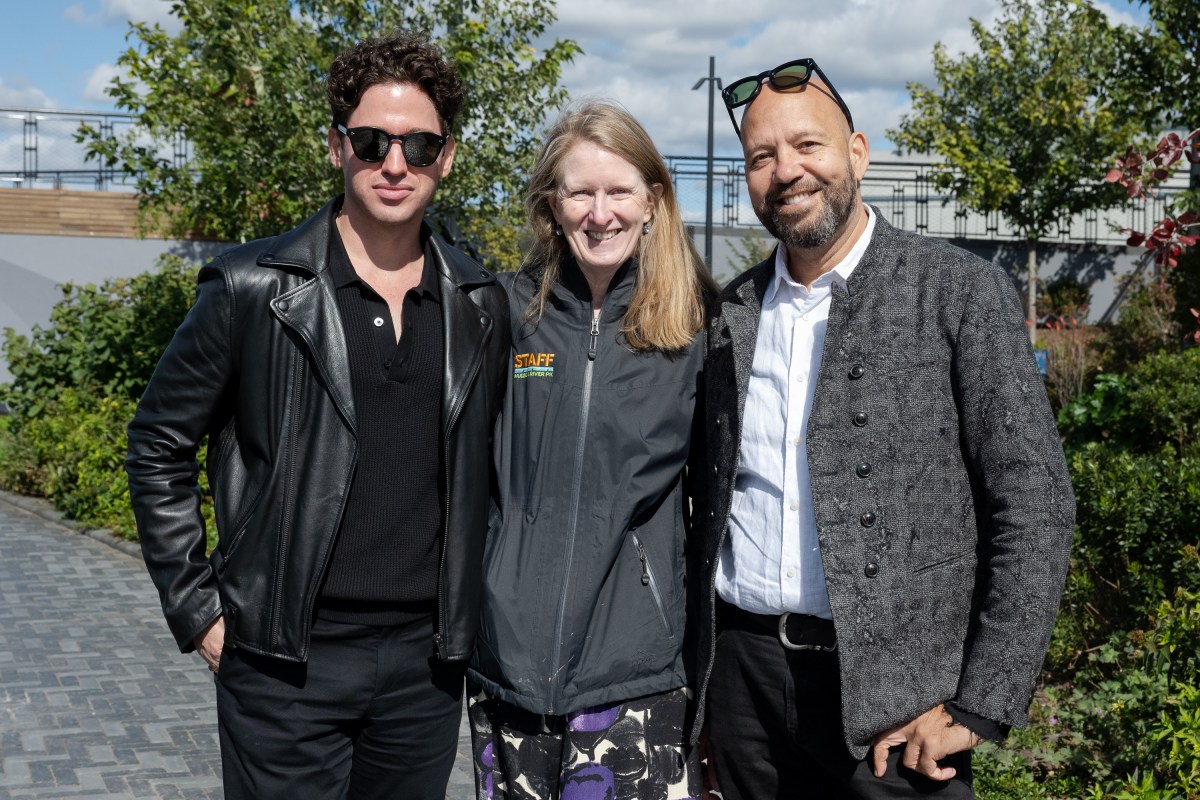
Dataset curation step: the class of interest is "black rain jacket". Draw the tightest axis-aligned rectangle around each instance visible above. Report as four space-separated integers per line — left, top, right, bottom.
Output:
469 259 703 714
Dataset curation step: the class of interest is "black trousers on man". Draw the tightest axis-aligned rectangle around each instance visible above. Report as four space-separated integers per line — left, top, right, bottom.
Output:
706 602 973 800
215 613 465 800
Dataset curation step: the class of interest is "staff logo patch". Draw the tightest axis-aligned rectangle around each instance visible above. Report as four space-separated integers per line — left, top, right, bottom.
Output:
514 352 555 379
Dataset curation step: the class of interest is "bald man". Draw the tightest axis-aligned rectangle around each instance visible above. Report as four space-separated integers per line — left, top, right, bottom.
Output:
688 58 1074 799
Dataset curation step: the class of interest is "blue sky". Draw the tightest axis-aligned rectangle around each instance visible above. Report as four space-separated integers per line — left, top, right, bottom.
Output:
4 0 1150 158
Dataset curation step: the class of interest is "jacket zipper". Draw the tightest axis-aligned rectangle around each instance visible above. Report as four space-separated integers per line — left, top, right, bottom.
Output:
270 352 304 652
631 530 674 637
548 310 601 712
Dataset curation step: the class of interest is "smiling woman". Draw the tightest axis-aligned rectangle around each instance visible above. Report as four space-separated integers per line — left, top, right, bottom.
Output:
551 140 657 288
466 101 719 800
516 101 717 351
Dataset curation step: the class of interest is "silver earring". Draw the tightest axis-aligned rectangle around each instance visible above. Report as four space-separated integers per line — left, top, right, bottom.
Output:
642 223 651 235
554 225 562 236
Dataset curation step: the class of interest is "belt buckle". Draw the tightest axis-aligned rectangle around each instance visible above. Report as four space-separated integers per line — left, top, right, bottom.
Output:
777 611 837 652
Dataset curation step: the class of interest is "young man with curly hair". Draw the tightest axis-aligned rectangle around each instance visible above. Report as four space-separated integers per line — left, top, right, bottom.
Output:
127 31 509 799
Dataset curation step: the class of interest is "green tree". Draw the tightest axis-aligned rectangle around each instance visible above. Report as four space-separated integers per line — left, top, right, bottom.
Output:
81 0 579 269
1133 0 1200 130
888 0 1146 343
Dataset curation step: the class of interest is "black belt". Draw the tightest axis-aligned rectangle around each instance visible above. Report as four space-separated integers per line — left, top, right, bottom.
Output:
717 598 837 652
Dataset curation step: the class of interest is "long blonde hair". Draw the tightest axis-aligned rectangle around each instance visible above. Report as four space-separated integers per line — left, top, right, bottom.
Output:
521 101 718 351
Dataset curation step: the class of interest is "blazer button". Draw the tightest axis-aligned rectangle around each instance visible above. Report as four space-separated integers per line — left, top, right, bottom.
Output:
849 364 865 380
479 315 488 325
853 411 868 427
864 561 879 578
856 462 872 478
860 511 876 527
277 299 289 312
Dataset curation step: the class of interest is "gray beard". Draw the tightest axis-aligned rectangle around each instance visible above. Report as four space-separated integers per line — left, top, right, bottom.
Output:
757 168 858 250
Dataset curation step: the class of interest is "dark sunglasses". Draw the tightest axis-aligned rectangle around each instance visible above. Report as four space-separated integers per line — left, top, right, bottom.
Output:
336 124 448 167
722 58 854 137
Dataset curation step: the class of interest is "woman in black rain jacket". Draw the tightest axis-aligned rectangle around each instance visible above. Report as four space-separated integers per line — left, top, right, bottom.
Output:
467 101 718 800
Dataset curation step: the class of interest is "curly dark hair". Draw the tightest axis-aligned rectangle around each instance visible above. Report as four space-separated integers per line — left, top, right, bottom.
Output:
326 30 465 134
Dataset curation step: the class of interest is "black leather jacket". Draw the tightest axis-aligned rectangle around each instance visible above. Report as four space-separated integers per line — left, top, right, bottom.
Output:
127 198 509 663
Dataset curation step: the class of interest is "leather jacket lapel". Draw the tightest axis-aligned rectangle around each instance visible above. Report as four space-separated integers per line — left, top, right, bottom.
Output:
270 274 356 433
428 235 495 438
259 199 356 434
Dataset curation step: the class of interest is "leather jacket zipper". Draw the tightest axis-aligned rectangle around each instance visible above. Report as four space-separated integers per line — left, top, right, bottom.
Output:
548 310 601 712
631 530 673 637
270 352 304 651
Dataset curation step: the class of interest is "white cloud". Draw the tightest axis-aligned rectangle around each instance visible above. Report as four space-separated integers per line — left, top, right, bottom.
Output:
63 3 102 25
101 0 178 29
0 76 56 109
545 0 997 155
63 0 181 32
1093 1 1141 26
82 63 125 104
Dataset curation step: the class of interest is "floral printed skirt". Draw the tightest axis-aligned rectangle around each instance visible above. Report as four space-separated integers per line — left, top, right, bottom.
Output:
467 682 701 800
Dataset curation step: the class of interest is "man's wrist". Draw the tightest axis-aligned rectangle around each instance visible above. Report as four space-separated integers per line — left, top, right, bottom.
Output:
945 702 1009 743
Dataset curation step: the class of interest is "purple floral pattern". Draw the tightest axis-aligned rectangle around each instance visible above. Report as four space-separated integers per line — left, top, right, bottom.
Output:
468 686 699 800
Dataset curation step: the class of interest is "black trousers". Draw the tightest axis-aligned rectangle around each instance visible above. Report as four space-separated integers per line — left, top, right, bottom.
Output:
707 618 972 800
214 614 466 800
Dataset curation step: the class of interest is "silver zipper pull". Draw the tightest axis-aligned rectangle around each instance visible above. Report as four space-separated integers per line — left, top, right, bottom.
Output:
636 540 650 586
588 313 600 361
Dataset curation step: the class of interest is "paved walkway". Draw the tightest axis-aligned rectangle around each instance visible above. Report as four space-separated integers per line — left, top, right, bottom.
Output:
0 493 476 799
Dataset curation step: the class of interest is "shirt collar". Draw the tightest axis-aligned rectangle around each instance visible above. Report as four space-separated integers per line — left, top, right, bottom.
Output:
764 204 877 305
328 220 439 301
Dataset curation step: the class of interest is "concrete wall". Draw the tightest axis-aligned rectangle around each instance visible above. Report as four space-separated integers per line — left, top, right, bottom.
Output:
0 234 226 383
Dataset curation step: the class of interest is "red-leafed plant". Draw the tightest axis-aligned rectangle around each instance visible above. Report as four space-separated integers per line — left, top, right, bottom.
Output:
1105 129 1200 343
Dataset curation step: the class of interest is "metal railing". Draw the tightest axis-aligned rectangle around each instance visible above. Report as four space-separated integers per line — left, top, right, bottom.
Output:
0 108 154 192
664 154 1190 247
1 107 1190 246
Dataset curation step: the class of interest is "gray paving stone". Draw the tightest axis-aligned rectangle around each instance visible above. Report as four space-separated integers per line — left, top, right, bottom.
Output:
0 494 477 799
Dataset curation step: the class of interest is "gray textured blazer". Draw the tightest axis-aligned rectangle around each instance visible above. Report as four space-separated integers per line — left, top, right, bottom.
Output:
689 212 1075 759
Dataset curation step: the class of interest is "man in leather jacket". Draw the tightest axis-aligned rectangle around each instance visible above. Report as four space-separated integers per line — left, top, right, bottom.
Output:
126 31 509 800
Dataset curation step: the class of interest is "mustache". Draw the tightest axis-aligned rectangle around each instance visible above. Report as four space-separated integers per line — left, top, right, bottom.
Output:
764 178 823 206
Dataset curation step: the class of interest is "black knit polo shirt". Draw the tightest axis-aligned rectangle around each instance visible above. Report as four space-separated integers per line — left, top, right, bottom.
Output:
316 224 444 625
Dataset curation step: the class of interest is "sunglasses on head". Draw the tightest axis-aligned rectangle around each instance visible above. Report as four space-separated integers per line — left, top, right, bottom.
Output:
721 58 854 138
336 124 448 168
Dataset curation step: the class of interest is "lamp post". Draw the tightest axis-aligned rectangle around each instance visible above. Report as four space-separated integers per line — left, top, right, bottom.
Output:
692 56 721 272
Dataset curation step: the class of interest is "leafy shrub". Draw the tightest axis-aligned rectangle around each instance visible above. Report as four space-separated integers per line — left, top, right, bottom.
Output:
0 387 215 545
1097 277 1182 375
1073 578 1200 797
0 255 213 546
1038 324 1102 412
1058 347 1200 454
1168 245 1200 338
1 255 198 421
1051 443 1200 668
978 553 1200 799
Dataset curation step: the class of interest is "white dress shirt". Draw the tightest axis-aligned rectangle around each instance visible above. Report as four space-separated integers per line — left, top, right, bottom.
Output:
716 206 877 618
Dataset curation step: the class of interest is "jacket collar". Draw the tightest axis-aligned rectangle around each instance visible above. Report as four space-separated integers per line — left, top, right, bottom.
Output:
257 194 497 293
547 256 638 323
262 196 498 438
